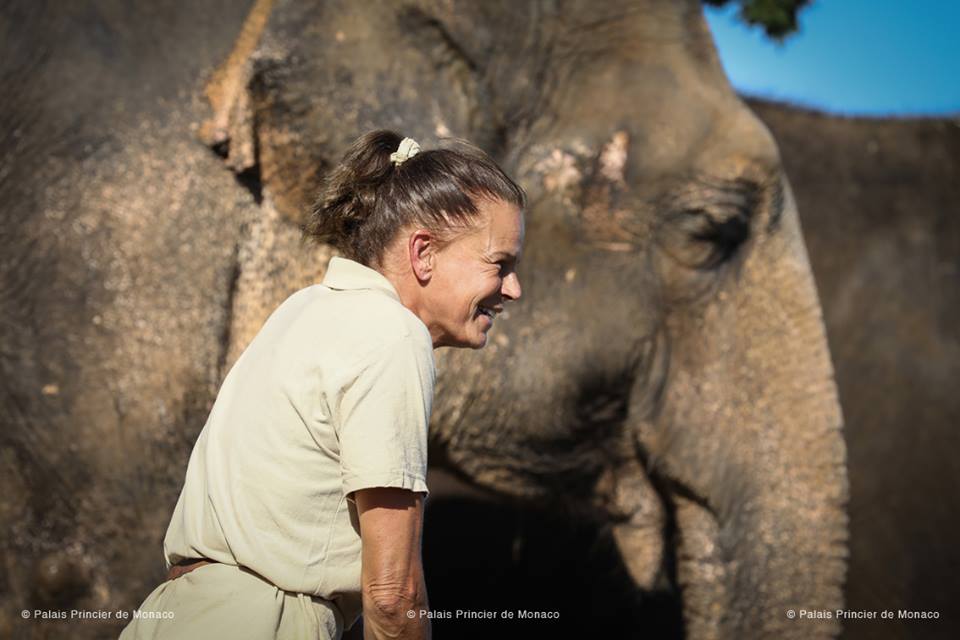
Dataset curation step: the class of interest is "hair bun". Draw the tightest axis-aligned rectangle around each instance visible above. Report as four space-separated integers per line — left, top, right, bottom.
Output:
305 129 525 266
390 137 421 166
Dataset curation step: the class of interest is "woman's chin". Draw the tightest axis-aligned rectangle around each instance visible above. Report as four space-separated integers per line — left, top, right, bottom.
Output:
466 327 490 349
440 329 488 350
439 317 493 349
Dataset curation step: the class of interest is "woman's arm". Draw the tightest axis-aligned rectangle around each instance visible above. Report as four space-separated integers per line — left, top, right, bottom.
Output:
354 487 431 640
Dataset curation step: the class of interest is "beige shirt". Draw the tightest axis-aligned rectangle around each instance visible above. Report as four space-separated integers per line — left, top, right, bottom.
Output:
163 257 435 628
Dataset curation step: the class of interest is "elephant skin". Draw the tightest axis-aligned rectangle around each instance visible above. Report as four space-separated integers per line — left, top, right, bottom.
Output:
0 1 848 638
751 101 960 640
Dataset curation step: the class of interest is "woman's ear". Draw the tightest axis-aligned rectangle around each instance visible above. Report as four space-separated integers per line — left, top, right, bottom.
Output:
408 229 436 283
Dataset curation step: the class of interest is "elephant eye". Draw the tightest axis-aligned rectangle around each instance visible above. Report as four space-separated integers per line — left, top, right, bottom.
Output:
686 207 751 269
657 178 759 271
657 206 752 271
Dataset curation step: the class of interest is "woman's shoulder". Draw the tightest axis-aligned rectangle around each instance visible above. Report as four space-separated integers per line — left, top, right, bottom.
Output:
296 286 431 353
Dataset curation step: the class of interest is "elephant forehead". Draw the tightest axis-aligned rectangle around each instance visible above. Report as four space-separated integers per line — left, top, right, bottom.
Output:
205 0 748 224
256 0 727 142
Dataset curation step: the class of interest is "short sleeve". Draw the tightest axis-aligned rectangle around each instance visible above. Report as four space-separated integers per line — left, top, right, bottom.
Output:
336 334 434 499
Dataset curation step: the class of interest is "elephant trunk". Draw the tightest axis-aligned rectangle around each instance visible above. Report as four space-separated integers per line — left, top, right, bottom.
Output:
646 182 849 639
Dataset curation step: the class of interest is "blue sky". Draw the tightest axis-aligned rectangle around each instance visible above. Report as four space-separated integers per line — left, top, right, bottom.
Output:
704 1 960 116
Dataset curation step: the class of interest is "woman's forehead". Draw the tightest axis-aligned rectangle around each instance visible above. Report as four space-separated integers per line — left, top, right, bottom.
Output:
482 218 524 259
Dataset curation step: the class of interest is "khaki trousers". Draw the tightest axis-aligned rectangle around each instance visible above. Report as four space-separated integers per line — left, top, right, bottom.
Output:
119 562 342 639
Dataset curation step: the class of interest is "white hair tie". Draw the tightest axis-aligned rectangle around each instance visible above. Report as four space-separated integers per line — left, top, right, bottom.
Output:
390 137 421 166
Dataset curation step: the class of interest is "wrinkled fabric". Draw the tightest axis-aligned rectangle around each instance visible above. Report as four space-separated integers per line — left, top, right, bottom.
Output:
132 257 434 633
119 563 342 639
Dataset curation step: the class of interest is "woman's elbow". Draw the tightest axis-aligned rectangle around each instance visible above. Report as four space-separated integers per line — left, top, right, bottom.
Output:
362 579 423 617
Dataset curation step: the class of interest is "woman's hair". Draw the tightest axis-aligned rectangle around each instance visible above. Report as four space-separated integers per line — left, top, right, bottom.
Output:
304 130 526 266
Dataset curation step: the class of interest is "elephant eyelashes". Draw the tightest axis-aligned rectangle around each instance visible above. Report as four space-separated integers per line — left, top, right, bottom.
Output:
657 178 760 271
687 208 752 269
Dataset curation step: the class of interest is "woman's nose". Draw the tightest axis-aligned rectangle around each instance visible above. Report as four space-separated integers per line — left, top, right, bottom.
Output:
502 272 522 301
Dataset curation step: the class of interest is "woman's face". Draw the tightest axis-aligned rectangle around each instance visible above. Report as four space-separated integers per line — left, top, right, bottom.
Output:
426 198 524 349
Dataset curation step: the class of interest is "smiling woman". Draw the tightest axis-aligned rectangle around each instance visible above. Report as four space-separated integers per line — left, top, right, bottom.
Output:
306 130 526 349
397 196 524 348
118 131 526 640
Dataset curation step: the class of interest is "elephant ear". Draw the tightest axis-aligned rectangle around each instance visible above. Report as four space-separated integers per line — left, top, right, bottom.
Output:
197 0 327 227
197 0 271 169
196 0 501 229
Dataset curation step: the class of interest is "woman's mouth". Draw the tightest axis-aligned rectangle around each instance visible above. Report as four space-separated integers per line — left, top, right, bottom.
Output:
477 305 496 320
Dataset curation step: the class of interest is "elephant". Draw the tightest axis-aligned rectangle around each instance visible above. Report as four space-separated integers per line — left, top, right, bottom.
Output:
0 1 848 638
751 101 960 640
417 101 960 640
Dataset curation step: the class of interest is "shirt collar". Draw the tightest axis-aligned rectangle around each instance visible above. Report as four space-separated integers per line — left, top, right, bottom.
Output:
321 256 401 302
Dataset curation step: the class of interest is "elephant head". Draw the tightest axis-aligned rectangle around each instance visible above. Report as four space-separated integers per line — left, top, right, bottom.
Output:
207 0 849 637
0 0 847 638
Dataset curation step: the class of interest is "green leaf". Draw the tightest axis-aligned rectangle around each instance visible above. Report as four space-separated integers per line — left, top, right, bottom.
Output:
703 0 812 40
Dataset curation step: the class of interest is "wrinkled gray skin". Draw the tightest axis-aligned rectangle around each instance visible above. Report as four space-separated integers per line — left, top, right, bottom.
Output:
0 1 847 638
753 102 960 640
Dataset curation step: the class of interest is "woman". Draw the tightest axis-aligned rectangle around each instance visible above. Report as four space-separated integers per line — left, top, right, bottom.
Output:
120 130 525 639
